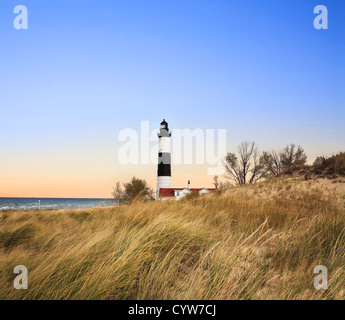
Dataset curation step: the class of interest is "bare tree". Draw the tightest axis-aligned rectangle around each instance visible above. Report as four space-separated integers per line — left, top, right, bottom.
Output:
224 141 264 185
261 144 307 176
260 150 282 176
112 182 124 205
213 175 219 189
280 144 307 171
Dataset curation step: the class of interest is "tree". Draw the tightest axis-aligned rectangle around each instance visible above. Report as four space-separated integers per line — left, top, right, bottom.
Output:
213 175 219 189
261 144 307 176
313 156 326 167
313 152 345 174
224 141 264 185
112 177 154 204
280 144 307 171
260 150 282 176
112 182 124 203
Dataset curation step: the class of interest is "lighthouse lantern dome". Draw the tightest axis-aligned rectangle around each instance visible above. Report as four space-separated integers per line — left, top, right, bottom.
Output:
160 119 169 130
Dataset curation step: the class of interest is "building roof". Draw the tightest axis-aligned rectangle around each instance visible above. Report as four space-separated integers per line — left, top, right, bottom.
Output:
159 188 216 198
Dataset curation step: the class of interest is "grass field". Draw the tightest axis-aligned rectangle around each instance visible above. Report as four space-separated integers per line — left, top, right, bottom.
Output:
0 176 345 300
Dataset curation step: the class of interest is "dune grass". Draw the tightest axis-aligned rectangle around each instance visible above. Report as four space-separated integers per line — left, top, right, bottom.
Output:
0 177 344 300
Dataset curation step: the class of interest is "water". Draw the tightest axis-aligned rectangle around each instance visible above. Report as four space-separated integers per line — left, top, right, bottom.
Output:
0 197 115 211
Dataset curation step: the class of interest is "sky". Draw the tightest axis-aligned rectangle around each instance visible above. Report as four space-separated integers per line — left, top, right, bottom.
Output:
0 0 344 198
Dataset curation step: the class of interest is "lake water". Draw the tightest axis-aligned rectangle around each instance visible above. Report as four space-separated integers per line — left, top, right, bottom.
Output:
0 197 115 211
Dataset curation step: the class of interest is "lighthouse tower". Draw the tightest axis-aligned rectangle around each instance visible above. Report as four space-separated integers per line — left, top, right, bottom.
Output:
156 119 172 199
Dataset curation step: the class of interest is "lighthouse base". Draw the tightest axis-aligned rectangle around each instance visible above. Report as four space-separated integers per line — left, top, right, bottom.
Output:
156 176 172 199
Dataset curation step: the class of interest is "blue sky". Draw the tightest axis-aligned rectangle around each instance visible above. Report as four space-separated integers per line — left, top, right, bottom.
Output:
0 0 344 197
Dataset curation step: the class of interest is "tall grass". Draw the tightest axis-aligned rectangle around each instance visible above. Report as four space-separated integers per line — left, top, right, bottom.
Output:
0 177 344 300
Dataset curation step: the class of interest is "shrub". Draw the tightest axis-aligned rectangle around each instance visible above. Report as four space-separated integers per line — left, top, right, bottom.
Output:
112 177 154 204
313 152 345 175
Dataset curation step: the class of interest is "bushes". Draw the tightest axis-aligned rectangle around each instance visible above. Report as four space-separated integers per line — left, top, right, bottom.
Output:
330 152 345 174
112 177 154 204
313 152 345 175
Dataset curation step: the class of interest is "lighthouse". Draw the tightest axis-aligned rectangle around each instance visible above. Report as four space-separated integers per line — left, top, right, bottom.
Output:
156 119 172 198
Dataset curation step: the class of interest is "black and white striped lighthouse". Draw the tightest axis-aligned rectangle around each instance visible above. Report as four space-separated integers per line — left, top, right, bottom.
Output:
156 119 172 198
